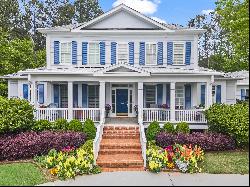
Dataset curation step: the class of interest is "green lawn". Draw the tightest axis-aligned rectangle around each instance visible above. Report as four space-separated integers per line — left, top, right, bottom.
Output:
0 162 47 186
202 151 249 174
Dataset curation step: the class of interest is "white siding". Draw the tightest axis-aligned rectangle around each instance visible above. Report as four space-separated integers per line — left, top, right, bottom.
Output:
8 80 18 98
226 80 237 104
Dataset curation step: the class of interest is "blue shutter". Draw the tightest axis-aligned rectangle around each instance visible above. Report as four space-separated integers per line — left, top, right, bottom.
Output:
241 89 246 100
129 42 134 65
185 84 192 109
53 84 60 107
157 42 163 65
37 84 44 104
73 84 78 107
167 42 173 65
54 41 60 64
100 42 105 65
201 85 206 105
157 84 163 105
216 85 221 103
82 42 88 65
82 84 88 108
23 84 29 100
166 84 170 108
111 42 117 65
139 42 145 65
72 41 77 65
185 41 191 65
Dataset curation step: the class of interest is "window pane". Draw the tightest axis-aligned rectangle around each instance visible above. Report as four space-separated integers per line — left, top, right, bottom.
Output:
146 44 156 65
61 42 71 64
89 43 100 65
145 85 156 107
88 85 99 108
118 43 128 63
175 86 184 109
173 43 184 65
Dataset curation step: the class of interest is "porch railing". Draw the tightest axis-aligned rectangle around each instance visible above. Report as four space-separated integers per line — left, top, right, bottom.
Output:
73 108 100 122
35 108 69 121
175 109 206 123
143 108 170 122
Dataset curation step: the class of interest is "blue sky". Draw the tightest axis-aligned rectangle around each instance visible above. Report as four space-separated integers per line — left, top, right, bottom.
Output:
99 0 217 26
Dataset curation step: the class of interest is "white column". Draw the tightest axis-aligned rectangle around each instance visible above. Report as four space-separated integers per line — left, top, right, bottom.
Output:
206 78 213 109
170 82 176 122
162 83 167 104
193 35 199 69
138 82 144 124
99 81 106 123
68 81 73 121
30 81 38 108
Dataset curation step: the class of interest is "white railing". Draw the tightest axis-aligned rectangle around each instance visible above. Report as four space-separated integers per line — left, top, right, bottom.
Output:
35 108 69 121
139 121 147 168
143 108 170 122
73 108 100 122
175 109 206 123
93 109 105 165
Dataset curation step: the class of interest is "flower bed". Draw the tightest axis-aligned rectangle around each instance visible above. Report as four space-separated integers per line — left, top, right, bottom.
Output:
156 132 236 151
146 142 204 173
34 140 100 180
0 131 86 161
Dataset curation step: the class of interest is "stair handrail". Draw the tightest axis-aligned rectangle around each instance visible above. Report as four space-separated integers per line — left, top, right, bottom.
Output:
139 121 147 168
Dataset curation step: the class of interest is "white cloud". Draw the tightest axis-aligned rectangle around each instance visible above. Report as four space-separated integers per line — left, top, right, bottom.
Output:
151 16 166 24
201 9 214 15
113 0 161 15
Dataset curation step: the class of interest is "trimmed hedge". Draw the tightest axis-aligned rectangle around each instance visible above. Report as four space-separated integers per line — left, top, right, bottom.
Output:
155 132 236 151
0 131 86 161
175 122 190 134
162 122 175 133
205 103 249 147
83 119 96 140
146 121 161 141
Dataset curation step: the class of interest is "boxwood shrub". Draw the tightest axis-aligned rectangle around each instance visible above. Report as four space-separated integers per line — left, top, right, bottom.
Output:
0 97 34 134
175 122 190 134
204 103 249 147
68 119 84 132
52 119 69 130
162 122 175 133
146 121 161 141
32 120 53 132
0 131 86 161
83 119 96 140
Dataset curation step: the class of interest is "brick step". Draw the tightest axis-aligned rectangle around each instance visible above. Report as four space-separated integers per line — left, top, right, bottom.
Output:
102 134 140 139
100 139 141 149
101 167 144 172
99 148 142 155
104 126 139 131
103 130 140 134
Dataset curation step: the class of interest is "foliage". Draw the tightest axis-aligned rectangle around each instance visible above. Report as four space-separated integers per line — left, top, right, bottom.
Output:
83 119 96 140
146 121 161 141
156 132 236 151
175 122 190 134
0 97 34 134
68 119 84 132
0 131 86 161
204 103 249 147
162 122 175 133
32 120 53 132
35 140 100 180
52 119 69 131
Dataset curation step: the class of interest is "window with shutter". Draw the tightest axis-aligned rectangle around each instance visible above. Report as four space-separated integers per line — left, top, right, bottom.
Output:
117 43 128 63
61 42 71 64
173 42 185 65
89 43 100 65
146 43 157 65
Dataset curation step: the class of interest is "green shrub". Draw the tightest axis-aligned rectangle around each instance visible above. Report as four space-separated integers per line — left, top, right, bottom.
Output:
175 122 190 134
53 119 68 130
83 119 96 140
0 97 34 134
32 120 52 132
68 119 83 132
162 122 175 133
81 139 93 153
205 103 249 147
146 121 161 141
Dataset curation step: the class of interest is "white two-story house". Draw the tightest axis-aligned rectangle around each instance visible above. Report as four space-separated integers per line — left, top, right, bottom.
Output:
2 4 242 129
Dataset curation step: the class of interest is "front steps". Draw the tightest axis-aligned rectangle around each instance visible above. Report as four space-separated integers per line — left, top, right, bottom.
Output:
97 125 144 172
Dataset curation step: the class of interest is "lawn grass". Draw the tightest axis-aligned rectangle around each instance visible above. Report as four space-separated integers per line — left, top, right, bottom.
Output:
202 151 249 174
0 162 47 186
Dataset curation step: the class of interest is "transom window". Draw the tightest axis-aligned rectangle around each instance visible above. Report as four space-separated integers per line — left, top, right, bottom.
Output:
146 43 157 65
175 86 184 109
173 42 185 65
89 43 100 65
117 43 128 63
61 42 71 64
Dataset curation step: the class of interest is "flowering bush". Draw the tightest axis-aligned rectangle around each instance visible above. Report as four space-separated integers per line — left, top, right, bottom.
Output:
156 132 236 151
34 140 101 180
0 131 86 161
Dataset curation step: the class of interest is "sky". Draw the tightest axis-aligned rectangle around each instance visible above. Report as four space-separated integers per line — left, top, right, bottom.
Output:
99 0 217 26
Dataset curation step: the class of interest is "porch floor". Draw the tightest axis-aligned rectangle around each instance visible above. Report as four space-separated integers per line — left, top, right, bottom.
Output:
105 117 138 126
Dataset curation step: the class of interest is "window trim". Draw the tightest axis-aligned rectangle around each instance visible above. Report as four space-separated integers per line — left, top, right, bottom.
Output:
59 41 72 65
116 42 129 64
145 42 158 66
173 42 185 65
88 42 100 65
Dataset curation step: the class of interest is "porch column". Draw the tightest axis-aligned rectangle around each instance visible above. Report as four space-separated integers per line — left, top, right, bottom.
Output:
170 82 176 122
99 81 106 123
31 81 38 108
138 82 143 124
68 81 73 121
206 77 213 108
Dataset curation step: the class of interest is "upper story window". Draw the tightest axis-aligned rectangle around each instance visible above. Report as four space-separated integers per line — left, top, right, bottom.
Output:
146 43 157 65
61 42 71 64
173 42 185 65
89 42 100 65
117 43 128 63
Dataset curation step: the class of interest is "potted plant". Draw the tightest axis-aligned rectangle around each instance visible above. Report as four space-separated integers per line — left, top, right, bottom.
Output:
105 104 111 117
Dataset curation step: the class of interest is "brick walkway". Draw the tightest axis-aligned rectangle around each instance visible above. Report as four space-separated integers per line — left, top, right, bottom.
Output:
97 125 144 172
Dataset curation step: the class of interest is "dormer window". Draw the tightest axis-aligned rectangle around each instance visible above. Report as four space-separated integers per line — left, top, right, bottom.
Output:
146 43 157 65
61 42 72 64
89 42 100 65
173 42 185 65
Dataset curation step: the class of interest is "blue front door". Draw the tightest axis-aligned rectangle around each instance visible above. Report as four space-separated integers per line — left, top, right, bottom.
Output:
116 89 128 114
